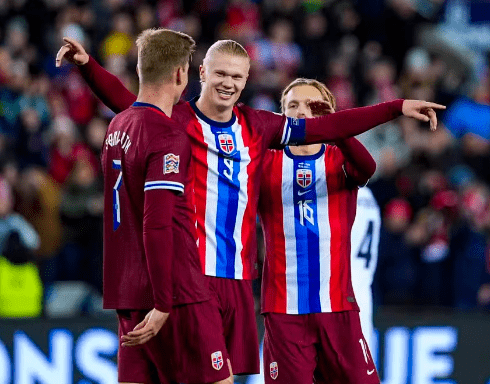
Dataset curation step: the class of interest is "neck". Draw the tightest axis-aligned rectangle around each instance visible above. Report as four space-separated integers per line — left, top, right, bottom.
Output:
136 83 175 117
288 143 323 156
195 96 233 122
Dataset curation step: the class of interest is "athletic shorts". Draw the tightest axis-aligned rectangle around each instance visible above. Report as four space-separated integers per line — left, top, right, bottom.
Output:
117 298 230 384
263 310 379 384
207 276 260 375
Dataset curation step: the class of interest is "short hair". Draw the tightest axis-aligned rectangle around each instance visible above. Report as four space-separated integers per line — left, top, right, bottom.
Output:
136 28 195 84
281 78 337 113
203 40 250 65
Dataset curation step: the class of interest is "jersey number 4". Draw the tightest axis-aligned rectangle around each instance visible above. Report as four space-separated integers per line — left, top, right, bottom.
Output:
357 220 374 268
112 160 123 231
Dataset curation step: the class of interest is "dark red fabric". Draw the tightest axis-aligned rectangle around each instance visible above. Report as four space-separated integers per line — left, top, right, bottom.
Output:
335 138 376 185
206 276 260 375
102 106 210 310
263 311 380 384
117 301 230 384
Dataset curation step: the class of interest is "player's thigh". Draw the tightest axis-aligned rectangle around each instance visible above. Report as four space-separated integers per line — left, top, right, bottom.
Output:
263 313 317 384
117 310 165 384
165 299 231 384
208 276 260 375
313 311 379 384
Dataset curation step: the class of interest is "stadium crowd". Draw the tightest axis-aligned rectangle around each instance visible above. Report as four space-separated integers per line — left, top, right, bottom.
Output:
1 0 490 317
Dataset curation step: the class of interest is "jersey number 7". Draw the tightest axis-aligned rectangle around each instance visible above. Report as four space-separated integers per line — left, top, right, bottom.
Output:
113 159 123 231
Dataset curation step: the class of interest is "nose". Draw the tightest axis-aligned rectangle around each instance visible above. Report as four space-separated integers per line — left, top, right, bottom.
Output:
296 103 308 118
222 75 233 88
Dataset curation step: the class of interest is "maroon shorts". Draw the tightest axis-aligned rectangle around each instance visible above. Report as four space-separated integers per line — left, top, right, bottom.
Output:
263 311 379 384
117 298 230 384
207 276 260 375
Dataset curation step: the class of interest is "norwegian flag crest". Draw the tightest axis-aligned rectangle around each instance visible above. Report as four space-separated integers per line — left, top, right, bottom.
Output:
296 168 312 188
218 133 235 155
211 351 223 371
270 361 278 380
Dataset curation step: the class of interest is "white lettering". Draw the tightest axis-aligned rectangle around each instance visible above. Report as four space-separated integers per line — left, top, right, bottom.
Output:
412 327 457 384
224 158 233 181
15 330 72 384
0 340 10 384
76 329 118 384
298 200 315 226
105 131 132 153
380 327 410 384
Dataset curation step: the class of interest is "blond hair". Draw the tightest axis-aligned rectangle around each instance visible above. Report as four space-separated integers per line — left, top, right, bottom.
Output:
281 78 337 113
136 28 195 84
203 40 250 64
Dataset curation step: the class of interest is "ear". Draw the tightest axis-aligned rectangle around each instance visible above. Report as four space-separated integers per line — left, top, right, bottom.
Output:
199 64 205 82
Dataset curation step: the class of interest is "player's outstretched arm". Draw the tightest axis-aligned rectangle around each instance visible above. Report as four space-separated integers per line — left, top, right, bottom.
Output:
270 99 446 147
55 37 136 113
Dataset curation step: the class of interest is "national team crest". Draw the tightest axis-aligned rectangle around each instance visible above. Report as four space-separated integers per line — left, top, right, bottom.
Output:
218 133 235 155
164 153 179 174
211 351 223 371
270 362 278 380
296 169 312 188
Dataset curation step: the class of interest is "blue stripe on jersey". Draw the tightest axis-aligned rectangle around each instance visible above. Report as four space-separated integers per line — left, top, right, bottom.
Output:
211 126 241 278
292 159 321 314
286 117 306 145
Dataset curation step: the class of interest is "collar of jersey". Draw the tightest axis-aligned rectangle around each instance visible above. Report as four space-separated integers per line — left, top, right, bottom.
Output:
132 102 167 116
284 144 326 160
189 97 236 128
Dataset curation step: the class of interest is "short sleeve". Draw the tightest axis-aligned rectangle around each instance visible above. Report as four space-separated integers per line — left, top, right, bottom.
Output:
144 128 190 195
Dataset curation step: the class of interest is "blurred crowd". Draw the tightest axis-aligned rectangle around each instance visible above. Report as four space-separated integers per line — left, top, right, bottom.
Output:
1 0 490 317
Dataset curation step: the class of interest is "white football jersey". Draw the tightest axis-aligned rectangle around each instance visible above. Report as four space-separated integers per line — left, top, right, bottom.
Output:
350 186 381 349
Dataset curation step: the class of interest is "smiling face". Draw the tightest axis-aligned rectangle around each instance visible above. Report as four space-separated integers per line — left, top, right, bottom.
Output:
283 84 334 118
199 51 250 112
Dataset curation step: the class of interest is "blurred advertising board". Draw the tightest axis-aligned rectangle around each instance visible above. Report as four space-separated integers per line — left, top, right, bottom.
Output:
0 316 118 384
373 308 490 384
1 309 490 383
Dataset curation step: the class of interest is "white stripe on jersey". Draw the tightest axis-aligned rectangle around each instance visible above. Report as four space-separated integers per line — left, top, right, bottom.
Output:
282 153 299 314
144 180 184 193
280 119 290 145
232 125 250 279
199 120 219 276
315 157 332 312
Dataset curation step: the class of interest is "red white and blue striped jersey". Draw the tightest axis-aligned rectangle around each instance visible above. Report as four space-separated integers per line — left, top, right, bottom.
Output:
259 145 360 314
172 100 301 280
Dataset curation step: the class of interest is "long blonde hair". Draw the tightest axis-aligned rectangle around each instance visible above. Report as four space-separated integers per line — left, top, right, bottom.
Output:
281 78 336 113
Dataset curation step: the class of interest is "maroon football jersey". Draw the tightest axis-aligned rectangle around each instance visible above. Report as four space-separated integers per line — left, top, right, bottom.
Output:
101 102 210 310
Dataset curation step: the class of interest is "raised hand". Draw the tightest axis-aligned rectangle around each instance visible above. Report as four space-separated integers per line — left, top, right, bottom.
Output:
307 100 335 117
401 100 446 131
121 308 170 347
55 37 89 67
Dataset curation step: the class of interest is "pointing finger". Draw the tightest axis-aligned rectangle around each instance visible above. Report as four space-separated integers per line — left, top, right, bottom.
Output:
55 45 70 67
424 102 446 110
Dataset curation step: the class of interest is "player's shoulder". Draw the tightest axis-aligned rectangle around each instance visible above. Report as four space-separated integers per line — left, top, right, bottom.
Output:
357 187 380 211
236 102 282 119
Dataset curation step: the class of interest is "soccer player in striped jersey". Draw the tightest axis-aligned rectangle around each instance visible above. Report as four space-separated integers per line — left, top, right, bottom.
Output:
56 37 444 377
258 78 380 384
351 186 382 351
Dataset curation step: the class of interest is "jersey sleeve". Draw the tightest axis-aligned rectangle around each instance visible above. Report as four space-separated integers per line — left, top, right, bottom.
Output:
265 100 404 148
78 56 136 113
144 129 190 195
142 127 191 312
335 138 376 187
